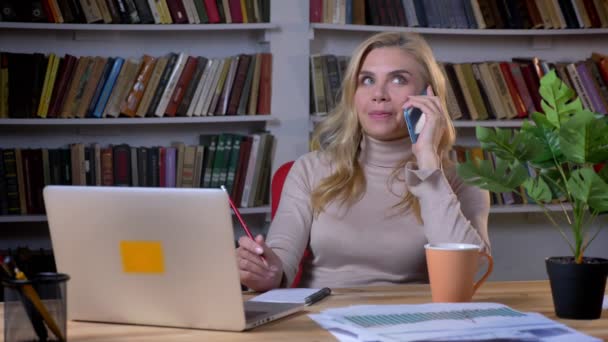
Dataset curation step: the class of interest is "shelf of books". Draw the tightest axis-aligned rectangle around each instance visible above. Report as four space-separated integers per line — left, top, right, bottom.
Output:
311 23 608 36
308 0 607 215
0 6 277 218
0 22 277 31
0 0 270 26
310 0 608 32
0 50 276 219
0 132 275 217
0 51 273 120
310 53 608 127
0 205 271 223
0 116 277 126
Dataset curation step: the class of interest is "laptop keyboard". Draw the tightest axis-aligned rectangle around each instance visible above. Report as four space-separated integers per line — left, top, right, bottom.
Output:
245 310 269 321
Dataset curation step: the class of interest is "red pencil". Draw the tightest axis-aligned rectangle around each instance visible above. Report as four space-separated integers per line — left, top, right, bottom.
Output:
221 186 268 264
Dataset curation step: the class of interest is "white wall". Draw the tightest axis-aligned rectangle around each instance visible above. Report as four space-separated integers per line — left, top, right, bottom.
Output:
488 213 608 281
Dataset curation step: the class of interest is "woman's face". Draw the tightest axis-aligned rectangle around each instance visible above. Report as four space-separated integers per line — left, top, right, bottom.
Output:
354 47 426 141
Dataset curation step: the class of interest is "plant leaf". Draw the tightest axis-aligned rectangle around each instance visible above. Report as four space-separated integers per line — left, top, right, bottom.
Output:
476 126 545 163
586 117 608 163
521 115 563 167
598 164 608 184
523 177 552 203
457 157 528 193
567 168 608 212
560 110 608 163
541 97 559 128
539 169 568 201
538 69 579 128
475 127 514 161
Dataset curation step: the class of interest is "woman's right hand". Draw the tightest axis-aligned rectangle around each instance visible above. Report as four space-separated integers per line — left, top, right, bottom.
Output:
236 234 283 292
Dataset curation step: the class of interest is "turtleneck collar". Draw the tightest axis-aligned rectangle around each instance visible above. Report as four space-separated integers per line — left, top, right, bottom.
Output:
359 135 414 168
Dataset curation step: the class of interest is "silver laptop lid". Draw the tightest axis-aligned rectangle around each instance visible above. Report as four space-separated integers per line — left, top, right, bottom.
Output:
43 186 247 331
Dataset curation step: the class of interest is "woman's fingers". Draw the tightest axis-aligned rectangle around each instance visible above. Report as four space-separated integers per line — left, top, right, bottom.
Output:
237 247 269 272
404 96 443 120
255 235 281 270
238 235 265 256
237 235 283 291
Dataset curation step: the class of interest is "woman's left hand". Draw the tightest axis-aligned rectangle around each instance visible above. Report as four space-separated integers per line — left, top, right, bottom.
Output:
402 85 447 170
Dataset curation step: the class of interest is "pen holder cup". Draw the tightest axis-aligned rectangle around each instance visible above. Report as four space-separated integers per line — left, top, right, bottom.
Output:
3 272 70 342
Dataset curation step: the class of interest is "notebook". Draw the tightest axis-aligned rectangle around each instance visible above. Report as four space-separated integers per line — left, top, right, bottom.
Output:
43 186 304 331
249 288 332 306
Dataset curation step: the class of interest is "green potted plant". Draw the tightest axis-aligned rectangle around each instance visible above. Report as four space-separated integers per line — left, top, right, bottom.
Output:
457 70 608 320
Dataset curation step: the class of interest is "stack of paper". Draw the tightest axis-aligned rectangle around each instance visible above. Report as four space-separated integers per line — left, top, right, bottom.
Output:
309 302 601 342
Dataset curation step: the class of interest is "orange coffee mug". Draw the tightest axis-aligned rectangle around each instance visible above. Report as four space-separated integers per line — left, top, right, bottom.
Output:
424 243 493 302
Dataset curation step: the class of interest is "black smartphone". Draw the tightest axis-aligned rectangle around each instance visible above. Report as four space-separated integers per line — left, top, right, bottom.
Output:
403 89 428 144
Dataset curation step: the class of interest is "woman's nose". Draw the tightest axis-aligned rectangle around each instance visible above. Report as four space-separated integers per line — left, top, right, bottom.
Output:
372 84 389 103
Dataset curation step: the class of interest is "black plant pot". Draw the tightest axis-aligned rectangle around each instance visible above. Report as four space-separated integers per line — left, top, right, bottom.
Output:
545 256 608 320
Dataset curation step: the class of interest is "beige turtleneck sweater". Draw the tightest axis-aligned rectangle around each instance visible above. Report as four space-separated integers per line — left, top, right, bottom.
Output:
267 135 490 288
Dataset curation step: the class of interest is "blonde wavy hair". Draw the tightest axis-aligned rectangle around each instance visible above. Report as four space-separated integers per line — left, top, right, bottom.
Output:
310 32 456 222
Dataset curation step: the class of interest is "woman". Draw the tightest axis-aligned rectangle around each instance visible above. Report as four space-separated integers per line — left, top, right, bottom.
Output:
237 32 490 291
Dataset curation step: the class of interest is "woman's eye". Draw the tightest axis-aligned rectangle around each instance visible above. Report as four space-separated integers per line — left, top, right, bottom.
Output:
360 76 373 85
392 75 407 84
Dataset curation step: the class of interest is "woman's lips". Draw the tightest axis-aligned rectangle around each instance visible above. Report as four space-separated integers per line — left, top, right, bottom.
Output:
369 111 393 119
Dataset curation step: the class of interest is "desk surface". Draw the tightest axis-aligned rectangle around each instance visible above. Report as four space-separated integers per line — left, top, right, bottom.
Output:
1 281 607 341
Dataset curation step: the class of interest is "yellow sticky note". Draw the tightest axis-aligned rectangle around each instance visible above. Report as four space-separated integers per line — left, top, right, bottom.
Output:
120 241 165 274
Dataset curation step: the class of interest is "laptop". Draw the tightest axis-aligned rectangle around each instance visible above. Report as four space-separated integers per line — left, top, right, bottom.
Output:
43 186 303 331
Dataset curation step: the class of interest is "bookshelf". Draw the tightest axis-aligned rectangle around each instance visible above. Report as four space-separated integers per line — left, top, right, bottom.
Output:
308 2 608 280
0 206 271 224
310 26 608 202
0 116 277 125
311 23 608 36
0 1 312 252
0 22 277 31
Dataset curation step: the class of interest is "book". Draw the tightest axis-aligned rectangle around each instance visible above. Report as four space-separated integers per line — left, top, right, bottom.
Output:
184 57 211 116
60 56 91 118
92 57 125 118
86 56 114 117
36 53 60 118
104 58 141 118
216 56 239 115
154 52 187 117
165 56 198 117
196 58 223 116
177 56 207 116
166 0 188 23
121 55 156 117
136 55 169 118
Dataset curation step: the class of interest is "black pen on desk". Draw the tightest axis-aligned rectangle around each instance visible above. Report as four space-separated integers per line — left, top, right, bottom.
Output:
220 185 268 266
304 287 332 306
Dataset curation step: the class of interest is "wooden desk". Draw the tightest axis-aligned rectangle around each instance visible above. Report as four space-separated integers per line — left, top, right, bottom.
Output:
1 281 607 341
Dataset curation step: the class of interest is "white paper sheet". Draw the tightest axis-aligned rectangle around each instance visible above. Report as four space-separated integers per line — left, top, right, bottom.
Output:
309 302 602 342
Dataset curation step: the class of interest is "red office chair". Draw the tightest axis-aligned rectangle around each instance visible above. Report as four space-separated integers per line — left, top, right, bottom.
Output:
270 161 309 288
271 161 295 218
